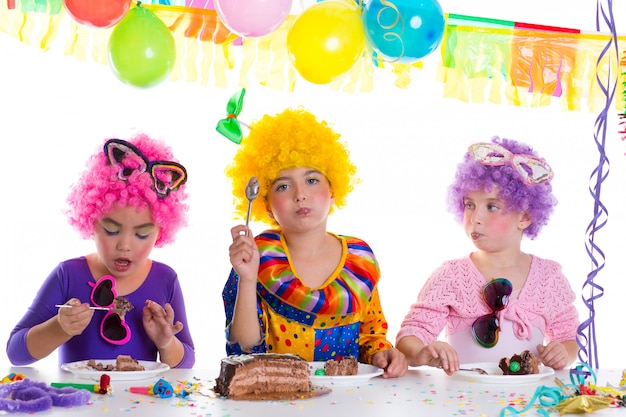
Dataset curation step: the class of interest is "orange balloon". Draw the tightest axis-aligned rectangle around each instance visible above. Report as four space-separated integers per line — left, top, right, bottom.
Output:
287 1 365 84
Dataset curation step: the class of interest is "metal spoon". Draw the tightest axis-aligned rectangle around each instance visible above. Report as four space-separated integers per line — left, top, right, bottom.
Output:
459 367 489 375
244 176 259 235
438 366 489 375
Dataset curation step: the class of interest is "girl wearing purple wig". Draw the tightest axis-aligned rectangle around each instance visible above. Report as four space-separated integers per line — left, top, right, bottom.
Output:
7 134 195 368
396 137 579 375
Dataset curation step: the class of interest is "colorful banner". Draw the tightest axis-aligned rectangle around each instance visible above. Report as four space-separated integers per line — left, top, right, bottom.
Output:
0 1 624 110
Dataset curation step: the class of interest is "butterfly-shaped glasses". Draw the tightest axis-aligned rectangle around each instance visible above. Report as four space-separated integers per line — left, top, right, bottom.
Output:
468 142 554 185
471 278 512 348
104 139 187 198
89 275 131 345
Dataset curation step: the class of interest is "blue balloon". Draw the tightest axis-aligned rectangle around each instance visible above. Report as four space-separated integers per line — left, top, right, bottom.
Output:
363 0 445 63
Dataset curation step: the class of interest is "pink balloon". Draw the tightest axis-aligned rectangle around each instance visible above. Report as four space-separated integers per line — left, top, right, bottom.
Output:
215 0 292 38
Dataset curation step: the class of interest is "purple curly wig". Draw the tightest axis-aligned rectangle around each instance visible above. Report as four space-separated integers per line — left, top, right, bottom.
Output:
66 133 189 247
446 136 557 240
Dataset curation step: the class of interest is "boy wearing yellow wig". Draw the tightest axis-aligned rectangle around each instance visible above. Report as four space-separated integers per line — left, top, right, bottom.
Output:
223 108 406 378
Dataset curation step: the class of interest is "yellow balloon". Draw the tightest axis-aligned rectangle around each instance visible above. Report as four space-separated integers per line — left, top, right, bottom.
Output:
287 1 365 84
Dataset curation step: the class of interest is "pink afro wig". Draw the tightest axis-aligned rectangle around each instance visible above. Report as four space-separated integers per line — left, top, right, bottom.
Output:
66 133 189 247
447 136 557 240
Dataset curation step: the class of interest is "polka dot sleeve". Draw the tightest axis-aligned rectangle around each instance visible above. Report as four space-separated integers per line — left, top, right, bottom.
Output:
358 287 393 364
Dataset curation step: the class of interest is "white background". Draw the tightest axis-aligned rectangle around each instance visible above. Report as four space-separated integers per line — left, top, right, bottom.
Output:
0 0 624 370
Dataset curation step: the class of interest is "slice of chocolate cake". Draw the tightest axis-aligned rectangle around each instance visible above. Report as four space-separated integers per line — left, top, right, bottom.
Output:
498 350 540 375
324 356 358 376
115 354 145 371
86 354 145 371
214 354 312 400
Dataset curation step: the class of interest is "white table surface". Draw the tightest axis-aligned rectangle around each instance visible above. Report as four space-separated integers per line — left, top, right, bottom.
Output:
4 365 626 416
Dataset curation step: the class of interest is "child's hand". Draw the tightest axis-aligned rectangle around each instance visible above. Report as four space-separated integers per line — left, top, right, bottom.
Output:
142 300 184 349
229 224 260 284
372 347 408 378
57 298 94 336
536 342 569 369
417 341 459 375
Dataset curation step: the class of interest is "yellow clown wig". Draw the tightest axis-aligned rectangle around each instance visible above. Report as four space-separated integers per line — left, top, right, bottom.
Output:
225 107 358 226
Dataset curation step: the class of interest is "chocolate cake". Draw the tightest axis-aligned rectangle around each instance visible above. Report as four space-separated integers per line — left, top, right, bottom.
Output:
214 354 313 400
324 356 358 376
115 355 145 371
498 350 540 375
87 354 145 371
112 296 133 318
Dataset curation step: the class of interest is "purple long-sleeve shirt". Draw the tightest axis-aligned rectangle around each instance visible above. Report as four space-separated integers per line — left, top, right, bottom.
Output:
7 257 195 368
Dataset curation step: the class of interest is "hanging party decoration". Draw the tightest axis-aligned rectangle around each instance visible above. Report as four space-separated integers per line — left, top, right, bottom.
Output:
620 53 626 140
214 0 292 38
363 0 445 63
216 88 249 144
287 1 366 84
439 14 620 113
2 1 624 107
63 0 132 29
577 0 618 370
107 3 176 88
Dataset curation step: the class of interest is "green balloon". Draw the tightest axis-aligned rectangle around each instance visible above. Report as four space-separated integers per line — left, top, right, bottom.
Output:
108 5 176 88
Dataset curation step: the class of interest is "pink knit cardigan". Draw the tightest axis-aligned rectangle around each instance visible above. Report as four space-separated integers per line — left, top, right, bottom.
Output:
396 255 579 346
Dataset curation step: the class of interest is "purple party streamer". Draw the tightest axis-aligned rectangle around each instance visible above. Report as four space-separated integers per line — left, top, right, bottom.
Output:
578 0 618 369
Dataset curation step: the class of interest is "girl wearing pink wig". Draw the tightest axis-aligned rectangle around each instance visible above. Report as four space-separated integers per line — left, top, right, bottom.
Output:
397 137 579 375
7 133 195 368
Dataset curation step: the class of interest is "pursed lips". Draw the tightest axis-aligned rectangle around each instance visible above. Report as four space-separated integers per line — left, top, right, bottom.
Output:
296 207 310 216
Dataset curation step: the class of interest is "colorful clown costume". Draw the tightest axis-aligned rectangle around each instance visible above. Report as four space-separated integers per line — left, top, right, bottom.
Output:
223 230 393 364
